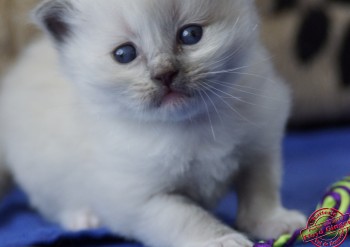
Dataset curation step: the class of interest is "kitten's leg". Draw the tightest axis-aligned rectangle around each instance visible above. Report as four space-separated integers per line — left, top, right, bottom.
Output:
235 151 306 240
116 194 253 247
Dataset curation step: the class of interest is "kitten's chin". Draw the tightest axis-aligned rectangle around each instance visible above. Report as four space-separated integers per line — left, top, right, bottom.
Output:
144 92 202 122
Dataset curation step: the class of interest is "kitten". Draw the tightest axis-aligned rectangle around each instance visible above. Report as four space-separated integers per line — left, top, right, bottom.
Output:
0 0 306 246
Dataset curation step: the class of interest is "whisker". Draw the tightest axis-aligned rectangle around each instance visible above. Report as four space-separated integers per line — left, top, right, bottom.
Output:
227 71 280 86
200 83 255 125
206 17 242 69
207 79 286 102
198 90 216 141
202 81 273 110
207 79 264 92
223 82 265 92
200 88 223 125
197 55 273 78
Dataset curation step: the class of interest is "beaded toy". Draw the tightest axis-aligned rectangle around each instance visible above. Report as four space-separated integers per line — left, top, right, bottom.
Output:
254 176 350 247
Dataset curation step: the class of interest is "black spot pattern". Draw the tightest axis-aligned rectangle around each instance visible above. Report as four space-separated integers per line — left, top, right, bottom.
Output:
274 0 298 13
339 24 350 87
296 8 330 63
328 0 350 4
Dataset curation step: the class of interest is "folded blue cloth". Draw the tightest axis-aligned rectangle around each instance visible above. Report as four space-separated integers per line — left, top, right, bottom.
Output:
1 127 349 247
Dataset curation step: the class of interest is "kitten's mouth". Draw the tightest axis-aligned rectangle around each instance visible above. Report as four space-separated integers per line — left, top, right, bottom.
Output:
159 88 190 107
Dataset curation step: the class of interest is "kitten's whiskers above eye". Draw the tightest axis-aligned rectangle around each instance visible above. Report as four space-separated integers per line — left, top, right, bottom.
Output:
204 17 242 69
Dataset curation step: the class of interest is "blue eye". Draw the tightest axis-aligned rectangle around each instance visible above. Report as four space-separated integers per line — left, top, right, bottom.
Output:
113 44 137 64
179 25 203 45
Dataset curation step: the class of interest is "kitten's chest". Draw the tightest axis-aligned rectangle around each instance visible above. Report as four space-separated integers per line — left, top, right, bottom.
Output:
96 118 242 203
177 152 239 207
152 132 240 206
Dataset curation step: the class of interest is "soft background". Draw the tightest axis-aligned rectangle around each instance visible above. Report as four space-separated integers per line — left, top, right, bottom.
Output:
0 0 349 247
0 0 39 76
256 0 350 128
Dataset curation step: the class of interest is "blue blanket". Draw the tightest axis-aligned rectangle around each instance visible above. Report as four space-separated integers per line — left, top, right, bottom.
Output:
1 127 350 247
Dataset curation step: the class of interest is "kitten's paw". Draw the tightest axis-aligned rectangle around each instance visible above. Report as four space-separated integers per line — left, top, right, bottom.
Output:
238 208 307 240
189 233 253 247
205 233 253 247
61 209 101 231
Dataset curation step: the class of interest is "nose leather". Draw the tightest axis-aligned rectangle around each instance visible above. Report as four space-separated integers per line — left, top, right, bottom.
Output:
153 70 179 87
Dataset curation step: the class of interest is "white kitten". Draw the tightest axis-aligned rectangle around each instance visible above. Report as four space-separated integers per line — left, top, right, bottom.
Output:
0 0 306 247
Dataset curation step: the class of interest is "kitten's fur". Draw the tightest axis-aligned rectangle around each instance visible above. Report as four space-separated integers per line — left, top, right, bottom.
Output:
0 0 306 246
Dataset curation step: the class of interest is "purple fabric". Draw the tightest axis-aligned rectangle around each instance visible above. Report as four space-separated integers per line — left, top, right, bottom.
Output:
285 229 303 247
253 240 274 247
327 191 342 210
336 186 350 214
336 186 350 195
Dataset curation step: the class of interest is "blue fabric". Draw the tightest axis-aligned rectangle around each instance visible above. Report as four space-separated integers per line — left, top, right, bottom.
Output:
1 127 350 247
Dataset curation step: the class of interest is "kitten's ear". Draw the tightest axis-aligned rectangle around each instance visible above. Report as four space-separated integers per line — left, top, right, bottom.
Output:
33 0 74 43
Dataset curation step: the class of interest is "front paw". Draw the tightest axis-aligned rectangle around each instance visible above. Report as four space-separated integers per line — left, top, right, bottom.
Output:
206 233 253 247
237 208 307 240
60 209 101 231
188 233 253 247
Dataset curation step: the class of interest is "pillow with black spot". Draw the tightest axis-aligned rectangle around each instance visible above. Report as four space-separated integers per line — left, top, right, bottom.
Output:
256 0 350 129
0 0 39 75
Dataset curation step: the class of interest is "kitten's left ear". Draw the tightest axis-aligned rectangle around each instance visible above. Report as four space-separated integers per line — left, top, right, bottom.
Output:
33 0 75 43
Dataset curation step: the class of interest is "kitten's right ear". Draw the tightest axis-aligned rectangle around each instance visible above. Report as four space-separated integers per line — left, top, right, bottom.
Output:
33 0 74 43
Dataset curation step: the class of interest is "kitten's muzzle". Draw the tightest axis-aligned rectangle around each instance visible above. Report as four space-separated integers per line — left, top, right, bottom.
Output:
152 69 179 86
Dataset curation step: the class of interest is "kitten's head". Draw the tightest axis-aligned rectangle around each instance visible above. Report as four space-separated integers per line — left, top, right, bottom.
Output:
35 0 258 122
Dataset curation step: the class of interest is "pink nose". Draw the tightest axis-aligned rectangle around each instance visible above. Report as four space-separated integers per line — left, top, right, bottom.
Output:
153 70 179 87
